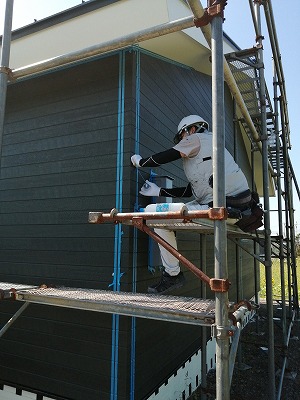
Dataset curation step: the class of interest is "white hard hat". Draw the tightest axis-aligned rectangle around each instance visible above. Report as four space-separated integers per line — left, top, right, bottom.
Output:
174 115 209 144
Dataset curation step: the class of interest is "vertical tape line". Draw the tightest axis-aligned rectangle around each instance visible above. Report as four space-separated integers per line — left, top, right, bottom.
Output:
130 48 141 400
110 50 125 400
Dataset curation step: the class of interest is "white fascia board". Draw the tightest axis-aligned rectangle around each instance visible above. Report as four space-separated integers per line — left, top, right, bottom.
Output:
7 0 233 76
8 0 170 70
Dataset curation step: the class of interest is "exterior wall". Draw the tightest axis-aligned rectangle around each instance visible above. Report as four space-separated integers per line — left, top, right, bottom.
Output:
0 53 131 400
1 54 121 289
0 48 257 400
133 51 256 398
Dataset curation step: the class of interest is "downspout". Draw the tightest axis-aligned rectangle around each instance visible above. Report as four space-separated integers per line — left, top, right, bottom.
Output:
110 49 126 400
0 0 14 164
130 48 141 400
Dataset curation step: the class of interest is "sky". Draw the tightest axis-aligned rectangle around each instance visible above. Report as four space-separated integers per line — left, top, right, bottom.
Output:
0 0 299 234
223 0 300 234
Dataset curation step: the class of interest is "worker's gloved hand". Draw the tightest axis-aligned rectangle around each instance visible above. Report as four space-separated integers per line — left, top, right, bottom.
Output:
139 180 161 197
131 154 142 168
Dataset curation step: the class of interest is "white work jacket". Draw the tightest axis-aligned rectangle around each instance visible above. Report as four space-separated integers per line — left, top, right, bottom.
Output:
173 131 249 204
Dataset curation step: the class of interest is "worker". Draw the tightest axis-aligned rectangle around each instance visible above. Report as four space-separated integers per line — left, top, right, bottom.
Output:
131 115 251 294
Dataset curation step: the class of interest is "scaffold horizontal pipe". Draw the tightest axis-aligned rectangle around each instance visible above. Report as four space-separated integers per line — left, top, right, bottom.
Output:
12 16 195 80
88 207 227 224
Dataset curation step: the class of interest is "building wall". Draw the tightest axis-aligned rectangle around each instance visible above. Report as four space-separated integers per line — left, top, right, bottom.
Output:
0 48 256 400
131 51 256 399
1 54 124 289
0 52 131 400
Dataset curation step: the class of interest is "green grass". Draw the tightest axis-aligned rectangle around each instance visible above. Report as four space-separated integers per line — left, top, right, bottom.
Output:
260 258 300 299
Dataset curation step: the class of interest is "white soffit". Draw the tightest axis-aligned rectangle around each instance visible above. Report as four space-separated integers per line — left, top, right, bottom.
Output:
140 0 211 74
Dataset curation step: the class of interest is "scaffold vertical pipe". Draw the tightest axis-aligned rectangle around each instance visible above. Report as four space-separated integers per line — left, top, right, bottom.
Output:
263 0 290 148
235 241 244 368
0 0 14 162
280 100 299 312
200 234 207 400
254 3 275 398
273 67 287 345
211 7 230 400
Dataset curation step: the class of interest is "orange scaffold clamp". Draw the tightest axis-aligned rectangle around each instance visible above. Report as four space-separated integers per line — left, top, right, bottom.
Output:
194 0 227 27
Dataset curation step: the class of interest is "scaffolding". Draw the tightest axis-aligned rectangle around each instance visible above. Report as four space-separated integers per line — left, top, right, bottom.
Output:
0 1 299 399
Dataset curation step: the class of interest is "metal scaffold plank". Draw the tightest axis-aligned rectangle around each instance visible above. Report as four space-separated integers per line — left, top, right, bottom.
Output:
89 210 254 238
0 282 39 299
0 283 38 291
14 286 216 326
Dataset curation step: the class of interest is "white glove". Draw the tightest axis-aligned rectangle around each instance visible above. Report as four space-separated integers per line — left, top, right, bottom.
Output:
139 180 161 197
131 154 142 168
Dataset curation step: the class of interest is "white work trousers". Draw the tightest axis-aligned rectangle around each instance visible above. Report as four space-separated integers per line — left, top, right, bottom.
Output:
154 201 209 276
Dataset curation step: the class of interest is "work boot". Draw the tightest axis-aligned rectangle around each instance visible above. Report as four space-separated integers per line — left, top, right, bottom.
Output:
148 271 185 294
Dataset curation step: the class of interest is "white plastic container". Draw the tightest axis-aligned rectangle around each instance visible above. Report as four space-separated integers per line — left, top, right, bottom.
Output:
144 203 187 213
143 203 187 226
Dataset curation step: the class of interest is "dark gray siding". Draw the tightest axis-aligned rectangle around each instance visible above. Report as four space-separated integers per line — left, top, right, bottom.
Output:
1 55 122 289
0 49 257 400
0 54 133 400
0 302 114 399
133 52 257 399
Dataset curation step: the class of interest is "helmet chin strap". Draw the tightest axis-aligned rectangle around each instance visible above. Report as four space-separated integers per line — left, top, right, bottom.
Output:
195 123 208 133
173 122 208 144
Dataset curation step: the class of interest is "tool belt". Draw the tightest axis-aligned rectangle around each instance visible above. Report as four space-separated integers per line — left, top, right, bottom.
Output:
208 189 252 210
234 191 264 232
225 189 252 210
206 190 263 232
217 190 263 233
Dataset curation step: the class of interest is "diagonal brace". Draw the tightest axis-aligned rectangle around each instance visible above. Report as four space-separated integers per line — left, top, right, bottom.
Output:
132 216 230 292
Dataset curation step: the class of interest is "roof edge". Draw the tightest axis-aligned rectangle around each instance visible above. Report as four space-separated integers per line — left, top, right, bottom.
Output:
0 0 120 43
